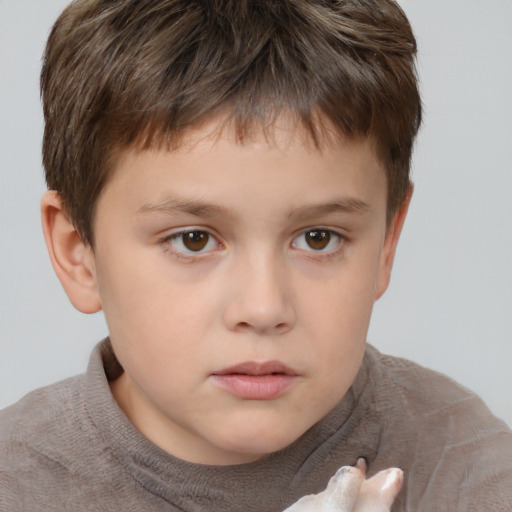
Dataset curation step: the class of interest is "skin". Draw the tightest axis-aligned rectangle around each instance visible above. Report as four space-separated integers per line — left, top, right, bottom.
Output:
41 116 410 466
283 460 403 512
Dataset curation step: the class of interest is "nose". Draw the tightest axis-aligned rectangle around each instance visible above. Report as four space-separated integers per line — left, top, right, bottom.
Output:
222 252 296 336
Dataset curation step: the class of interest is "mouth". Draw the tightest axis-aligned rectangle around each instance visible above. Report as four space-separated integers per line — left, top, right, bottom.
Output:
211 361 299 400
213 361 298 377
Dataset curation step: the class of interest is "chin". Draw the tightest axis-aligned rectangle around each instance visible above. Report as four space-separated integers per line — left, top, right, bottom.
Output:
218 422 306 461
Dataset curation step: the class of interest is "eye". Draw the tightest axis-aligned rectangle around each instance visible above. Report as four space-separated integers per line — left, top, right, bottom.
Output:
165 230 220 254
292 228 343 253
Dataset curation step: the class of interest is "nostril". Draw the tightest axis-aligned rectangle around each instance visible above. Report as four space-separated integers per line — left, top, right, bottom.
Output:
275 323 291 334
234 321 290 334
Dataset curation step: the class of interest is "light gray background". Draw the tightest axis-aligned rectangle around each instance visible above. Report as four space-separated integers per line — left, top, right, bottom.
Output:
1 1 511 426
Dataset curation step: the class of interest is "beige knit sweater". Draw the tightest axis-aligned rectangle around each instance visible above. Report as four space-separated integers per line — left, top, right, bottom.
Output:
1 339 511 511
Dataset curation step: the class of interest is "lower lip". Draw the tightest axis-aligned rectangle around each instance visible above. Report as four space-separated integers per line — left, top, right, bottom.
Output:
211 374 297 400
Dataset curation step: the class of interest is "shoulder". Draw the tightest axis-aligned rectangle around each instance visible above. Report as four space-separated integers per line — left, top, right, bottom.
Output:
0 373 141 510
363 345 512 511
0 375 90 468
363 344 512 448
1 374 84 434
364 344 506 424
1 374 83 438
0 376 96 502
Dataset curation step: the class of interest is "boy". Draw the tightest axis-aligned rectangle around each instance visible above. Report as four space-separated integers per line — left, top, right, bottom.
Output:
1 0 511 511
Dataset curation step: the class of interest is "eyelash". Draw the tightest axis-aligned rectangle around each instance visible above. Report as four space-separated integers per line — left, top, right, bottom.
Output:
291 228 345 257
160 229 223 260
159 227 346 260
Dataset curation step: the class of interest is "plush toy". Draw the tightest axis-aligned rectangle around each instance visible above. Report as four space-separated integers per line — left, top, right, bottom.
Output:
284 459 403 512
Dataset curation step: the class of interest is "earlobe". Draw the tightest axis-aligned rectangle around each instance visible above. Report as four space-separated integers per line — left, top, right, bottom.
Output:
374 187 413 300
41 191 102 314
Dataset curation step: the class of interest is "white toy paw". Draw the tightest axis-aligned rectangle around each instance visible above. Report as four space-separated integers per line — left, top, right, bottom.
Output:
283 459 403 512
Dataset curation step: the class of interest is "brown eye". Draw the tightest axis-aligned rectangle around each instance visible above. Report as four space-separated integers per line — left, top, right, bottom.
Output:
292 228 343 254
305 230 331 250
182 231 210 251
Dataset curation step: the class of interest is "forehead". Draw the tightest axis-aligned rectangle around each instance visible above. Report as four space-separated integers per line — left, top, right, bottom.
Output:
91 114 389 246
131 109 374 156
101 114 387 215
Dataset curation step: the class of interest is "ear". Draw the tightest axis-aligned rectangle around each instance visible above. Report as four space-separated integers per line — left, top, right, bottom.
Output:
41 191 102 314
374 187 413 300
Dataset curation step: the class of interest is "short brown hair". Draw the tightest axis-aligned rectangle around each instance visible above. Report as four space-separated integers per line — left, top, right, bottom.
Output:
41 0 422 245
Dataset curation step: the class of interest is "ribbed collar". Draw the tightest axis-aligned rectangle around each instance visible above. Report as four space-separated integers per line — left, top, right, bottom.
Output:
85 339 378 511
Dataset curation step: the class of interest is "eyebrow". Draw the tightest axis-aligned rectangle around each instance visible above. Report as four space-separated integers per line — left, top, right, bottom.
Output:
137 195 372 220
288 198 372 221
137 196 229 218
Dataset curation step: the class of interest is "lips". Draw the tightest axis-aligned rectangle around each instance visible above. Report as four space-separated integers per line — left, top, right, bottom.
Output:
211 361 299 400
213 361 297 377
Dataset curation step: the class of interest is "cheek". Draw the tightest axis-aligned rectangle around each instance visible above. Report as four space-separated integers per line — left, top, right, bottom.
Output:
301 261 379 339
95 250 220 359
298 253 381 380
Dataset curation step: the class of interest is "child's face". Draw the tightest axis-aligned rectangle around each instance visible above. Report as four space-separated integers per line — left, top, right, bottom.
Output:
87 117 402 465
